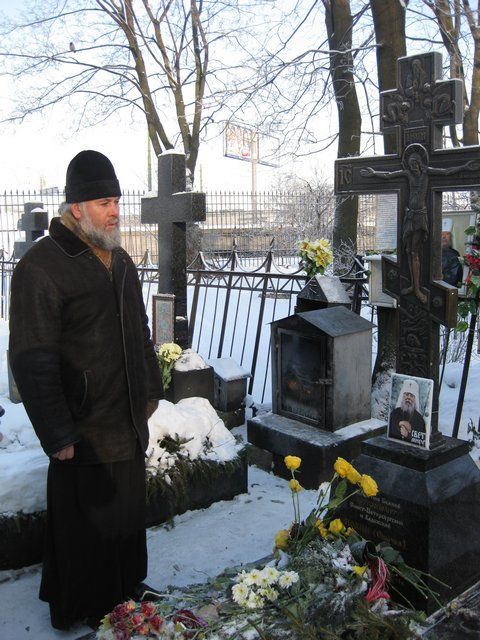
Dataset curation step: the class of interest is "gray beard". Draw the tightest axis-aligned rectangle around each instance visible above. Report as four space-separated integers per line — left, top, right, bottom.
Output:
401 401 415 419
79 215 121 250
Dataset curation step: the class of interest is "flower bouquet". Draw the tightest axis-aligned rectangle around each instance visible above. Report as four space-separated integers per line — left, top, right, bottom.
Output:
96 457 441 639
299 238 333 278
157 342 183 391
97 599 207 639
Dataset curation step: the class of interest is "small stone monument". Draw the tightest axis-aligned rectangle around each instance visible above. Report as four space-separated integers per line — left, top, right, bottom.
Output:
335 51 480 612
208 357 251 428
248 304 385 488
14 203 48 259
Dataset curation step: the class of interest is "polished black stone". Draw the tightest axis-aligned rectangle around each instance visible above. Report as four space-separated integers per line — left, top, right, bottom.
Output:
165 367 215 405
248 412 386 489
337 436 480 613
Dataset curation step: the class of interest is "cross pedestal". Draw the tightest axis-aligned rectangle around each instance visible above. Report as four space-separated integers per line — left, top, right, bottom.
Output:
141 152 206 348
335 52 480 612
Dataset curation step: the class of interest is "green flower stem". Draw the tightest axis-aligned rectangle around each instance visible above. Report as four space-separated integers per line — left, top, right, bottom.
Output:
314 487 361 520
389 565 443 609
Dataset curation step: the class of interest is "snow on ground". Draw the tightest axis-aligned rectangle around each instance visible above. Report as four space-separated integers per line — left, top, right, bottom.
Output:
0 318 479 639
0 465 318 640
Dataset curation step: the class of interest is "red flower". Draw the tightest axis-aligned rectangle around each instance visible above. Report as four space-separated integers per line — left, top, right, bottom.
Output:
365 557 391 603
149 614 164 631
137 622 150 635
113 622 130 640
131 612 145 626
140 601 156 618
173 609 208 629
112 601 135 619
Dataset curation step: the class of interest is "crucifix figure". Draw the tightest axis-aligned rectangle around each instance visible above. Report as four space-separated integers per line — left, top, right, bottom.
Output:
335 52 480 447
141 152 206 347
361 144 479 304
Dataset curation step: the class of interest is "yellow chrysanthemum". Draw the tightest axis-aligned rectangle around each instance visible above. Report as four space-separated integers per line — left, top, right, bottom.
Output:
360 474 378 497
334 457 352 478
289 479 302 493
274 529 290 550
284 455 302 471
315 519 328 538
353 565 367 577
328 518 345 535
346 466 362 485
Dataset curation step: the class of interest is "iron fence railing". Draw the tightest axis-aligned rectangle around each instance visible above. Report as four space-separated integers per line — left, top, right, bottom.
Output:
0 247 367 404
0 189 380 262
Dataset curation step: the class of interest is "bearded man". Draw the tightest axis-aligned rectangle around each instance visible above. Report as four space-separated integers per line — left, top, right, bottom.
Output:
388 379 425 444
9 150 164 630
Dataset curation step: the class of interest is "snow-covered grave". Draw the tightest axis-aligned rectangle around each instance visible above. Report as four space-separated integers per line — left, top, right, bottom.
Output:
0 323 247 570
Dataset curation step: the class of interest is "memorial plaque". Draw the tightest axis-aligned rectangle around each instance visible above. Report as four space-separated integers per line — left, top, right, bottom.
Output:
152 293 175 346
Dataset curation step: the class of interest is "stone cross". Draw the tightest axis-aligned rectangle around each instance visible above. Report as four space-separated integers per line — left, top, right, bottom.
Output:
335 52 480 447
141 152 206 347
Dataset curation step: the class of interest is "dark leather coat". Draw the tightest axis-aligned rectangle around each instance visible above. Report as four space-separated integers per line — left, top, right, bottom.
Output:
9 218 164 464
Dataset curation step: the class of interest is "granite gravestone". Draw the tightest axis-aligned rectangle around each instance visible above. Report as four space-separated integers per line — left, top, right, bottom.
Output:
141 152 206 348
335 52 480 612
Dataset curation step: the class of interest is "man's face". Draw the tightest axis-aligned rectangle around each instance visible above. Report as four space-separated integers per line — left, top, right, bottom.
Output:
72 197 121 250
441 231 452 248
403 392 415 407
408 155 422 175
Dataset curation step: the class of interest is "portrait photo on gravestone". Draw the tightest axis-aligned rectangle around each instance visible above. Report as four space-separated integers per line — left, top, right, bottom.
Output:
388 373 433 449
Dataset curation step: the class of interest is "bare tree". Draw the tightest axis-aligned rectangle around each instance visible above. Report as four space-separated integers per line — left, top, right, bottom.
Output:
0 0 249 183
419 0 480 146
323 0 362 254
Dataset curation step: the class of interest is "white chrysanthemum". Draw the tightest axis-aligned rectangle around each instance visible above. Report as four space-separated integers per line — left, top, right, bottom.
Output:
235 570 250 582
262 566 280 585
246 591 264 609
244 569 261 586
278 571 299 588
232 582 249 604
255 571 271 588
260 586 279 602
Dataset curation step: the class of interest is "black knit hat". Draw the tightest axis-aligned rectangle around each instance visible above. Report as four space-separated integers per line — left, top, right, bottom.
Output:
65 150 121 203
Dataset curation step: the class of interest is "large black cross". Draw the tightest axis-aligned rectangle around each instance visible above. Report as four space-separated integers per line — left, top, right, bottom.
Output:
335 52 480 446
141 152 206 347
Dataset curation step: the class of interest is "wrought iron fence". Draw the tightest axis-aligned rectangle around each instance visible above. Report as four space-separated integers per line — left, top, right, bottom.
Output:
0 189 379 262
137 250 368 403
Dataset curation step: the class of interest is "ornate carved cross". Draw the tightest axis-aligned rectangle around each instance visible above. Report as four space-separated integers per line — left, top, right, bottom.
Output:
335 52 480 447
141 152 206 346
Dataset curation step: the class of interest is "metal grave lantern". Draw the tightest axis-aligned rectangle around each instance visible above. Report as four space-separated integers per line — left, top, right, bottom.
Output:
364 255 397 308
271 306 373 431
295 274 351 313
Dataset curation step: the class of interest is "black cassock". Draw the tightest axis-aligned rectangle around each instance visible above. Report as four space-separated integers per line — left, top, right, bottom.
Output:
40 445 147 629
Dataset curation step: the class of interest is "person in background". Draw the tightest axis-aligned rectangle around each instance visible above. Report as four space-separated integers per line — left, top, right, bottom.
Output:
441 217 464 287
9 150 163 630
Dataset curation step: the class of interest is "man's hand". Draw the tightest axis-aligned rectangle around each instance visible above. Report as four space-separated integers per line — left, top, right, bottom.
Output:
51 445 75 460
398 421 412 439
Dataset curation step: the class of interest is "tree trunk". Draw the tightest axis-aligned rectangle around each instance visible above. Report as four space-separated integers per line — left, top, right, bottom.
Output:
323 0 361 254
369 0 407 401
370 0 407 155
